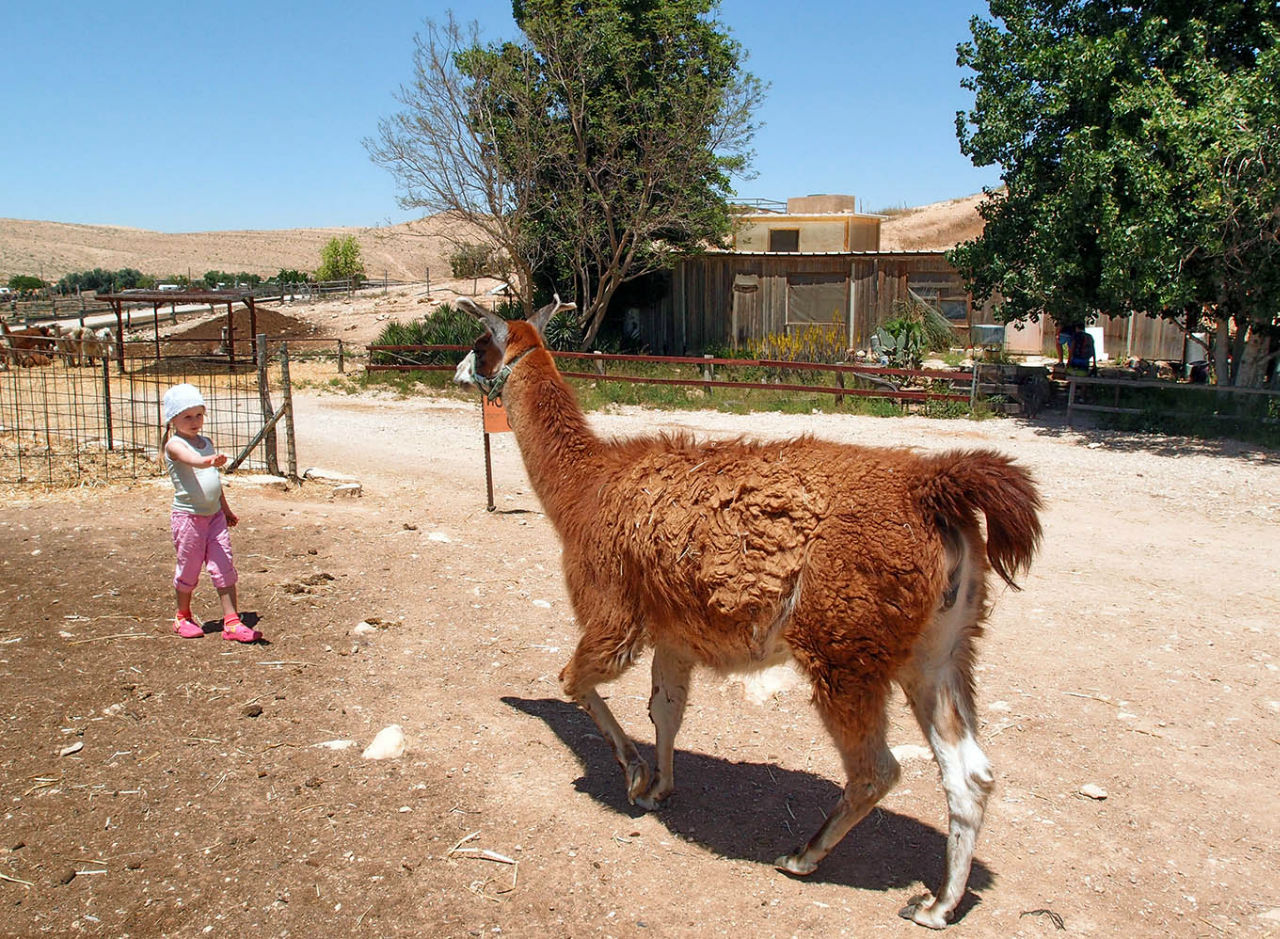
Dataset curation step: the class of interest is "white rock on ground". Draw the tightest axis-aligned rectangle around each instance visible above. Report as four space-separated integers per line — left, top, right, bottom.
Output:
362 724 406 760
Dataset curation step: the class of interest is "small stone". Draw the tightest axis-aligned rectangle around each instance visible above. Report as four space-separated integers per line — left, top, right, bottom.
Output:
1080 783 1108 800
363 724 406 761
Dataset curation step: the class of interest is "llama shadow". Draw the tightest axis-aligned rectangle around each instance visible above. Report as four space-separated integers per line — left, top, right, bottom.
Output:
501 695 992 911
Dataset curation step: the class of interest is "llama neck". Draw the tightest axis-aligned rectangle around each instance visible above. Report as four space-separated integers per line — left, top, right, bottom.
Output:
503 349 603 524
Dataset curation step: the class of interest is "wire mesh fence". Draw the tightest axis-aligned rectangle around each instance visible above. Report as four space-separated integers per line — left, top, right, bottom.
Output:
0 338 296 487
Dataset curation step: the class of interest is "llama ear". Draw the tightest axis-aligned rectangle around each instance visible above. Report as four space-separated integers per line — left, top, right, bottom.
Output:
528 293 577 334
456 297 508 348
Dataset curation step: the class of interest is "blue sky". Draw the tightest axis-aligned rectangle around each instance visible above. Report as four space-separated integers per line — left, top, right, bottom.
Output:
0 0 1000 232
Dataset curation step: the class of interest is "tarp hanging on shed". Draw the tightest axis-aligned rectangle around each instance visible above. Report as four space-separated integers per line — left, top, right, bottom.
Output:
786 273 847 332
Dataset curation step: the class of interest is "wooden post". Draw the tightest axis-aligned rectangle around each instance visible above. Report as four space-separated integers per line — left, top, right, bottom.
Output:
226 303 235 366
256 334 280 476
113 300 125 373
102 356 114 452
280 343 298 480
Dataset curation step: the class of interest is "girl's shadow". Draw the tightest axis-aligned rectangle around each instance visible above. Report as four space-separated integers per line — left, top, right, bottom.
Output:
501 695 991 918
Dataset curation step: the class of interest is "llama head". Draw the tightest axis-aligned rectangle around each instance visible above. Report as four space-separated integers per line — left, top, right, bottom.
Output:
453 296 575 397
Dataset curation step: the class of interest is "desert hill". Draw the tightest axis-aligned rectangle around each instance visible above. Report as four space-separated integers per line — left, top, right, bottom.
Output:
878 191 988 251
0 193 988 283
0 215 484 284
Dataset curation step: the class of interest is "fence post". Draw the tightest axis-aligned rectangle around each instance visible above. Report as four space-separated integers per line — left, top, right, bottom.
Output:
337 338 345 374
280 342 298 480
256 334 280 476
102 356 114 453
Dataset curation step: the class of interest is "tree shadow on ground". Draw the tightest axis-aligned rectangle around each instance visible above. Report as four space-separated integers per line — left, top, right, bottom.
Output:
1022 413 1279 463
502 695 991 918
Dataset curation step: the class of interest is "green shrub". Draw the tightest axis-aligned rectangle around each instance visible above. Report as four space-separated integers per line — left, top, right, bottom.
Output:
370 303 485 366
449 243 500 279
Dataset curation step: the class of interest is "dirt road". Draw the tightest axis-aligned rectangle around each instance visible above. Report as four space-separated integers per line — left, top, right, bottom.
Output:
2 390 1277 937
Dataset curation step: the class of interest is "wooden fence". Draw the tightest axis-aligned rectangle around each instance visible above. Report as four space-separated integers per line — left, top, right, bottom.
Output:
366 345 977 407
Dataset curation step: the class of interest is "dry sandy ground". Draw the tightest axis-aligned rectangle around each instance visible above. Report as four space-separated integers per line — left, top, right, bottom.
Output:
0 194 986 284
1 380 1277 937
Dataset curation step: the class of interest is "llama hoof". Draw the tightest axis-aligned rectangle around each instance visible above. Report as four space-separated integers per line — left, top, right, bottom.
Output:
624 760 653 806
898 893 950 929
633 786 672 812
773 852 818 877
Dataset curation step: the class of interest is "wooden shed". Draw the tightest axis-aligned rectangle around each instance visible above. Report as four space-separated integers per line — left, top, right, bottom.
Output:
646 250 974 355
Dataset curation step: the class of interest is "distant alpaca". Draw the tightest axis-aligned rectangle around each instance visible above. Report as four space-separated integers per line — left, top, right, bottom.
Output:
454 298 1042 929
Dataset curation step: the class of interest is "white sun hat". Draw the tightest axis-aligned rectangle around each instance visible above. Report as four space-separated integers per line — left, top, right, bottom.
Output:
162 383 206 424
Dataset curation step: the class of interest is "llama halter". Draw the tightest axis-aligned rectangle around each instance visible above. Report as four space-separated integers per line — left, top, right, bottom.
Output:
474 347 533 403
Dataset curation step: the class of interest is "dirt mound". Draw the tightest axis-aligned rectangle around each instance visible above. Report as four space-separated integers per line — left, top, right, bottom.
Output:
879 191 991 251
163 306 317 353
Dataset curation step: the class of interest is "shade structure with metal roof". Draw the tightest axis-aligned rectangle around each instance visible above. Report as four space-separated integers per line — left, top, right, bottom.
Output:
95 289 261 370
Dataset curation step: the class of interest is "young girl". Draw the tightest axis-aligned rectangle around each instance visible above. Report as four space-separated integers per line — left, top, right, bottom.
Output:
161 383 262 642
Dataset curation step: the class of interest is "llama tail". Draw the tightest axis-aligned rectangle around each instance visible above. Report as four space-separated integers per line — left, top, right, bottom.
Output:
915 449 1043 589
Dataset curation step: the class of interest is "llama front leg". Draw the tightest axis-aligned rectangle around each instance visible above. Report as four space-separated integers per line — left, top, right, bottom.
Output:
560 636 652 805
637 645 693 810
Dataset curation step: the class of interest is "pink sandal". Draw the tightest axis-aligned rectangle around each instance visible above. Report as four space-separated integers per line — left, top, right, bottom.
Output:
221 622 263 643
173 615 204 639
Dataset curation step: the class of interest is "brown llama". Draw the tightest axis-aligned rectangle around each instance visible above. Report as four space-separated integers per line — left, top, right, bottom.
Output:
454 297 1042 929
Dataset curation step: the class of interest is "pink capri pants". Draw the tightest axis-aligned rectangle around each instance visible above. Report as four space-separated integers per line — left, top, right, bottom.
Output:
171 510 238 592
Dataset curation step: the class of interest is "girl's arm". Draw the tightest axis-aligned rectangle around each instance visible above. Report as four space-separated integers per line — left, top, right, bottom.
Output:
220 491 238 527
165 436 227 469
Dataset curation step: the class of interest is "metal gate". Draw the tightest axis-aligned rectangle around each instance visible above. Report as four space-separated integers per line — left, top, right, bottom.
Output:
0 335 297 486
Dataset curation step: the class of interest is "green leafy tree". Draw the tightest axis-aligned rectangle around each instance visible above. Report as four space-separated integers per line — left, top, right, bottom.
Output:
315 235 366 283
952 1 1280 385
368 2 763 347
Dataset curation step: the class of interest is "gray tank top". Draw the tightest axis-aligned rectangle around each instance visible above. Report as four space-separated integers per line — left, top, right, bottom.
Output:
166 435 223 516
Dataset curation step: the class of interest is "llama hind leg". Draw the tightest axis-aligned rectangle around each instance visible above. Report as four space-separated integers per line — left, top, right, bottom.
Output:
900 638 993 928
637 645 693 810
775 680 899 875
560 631 652 804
